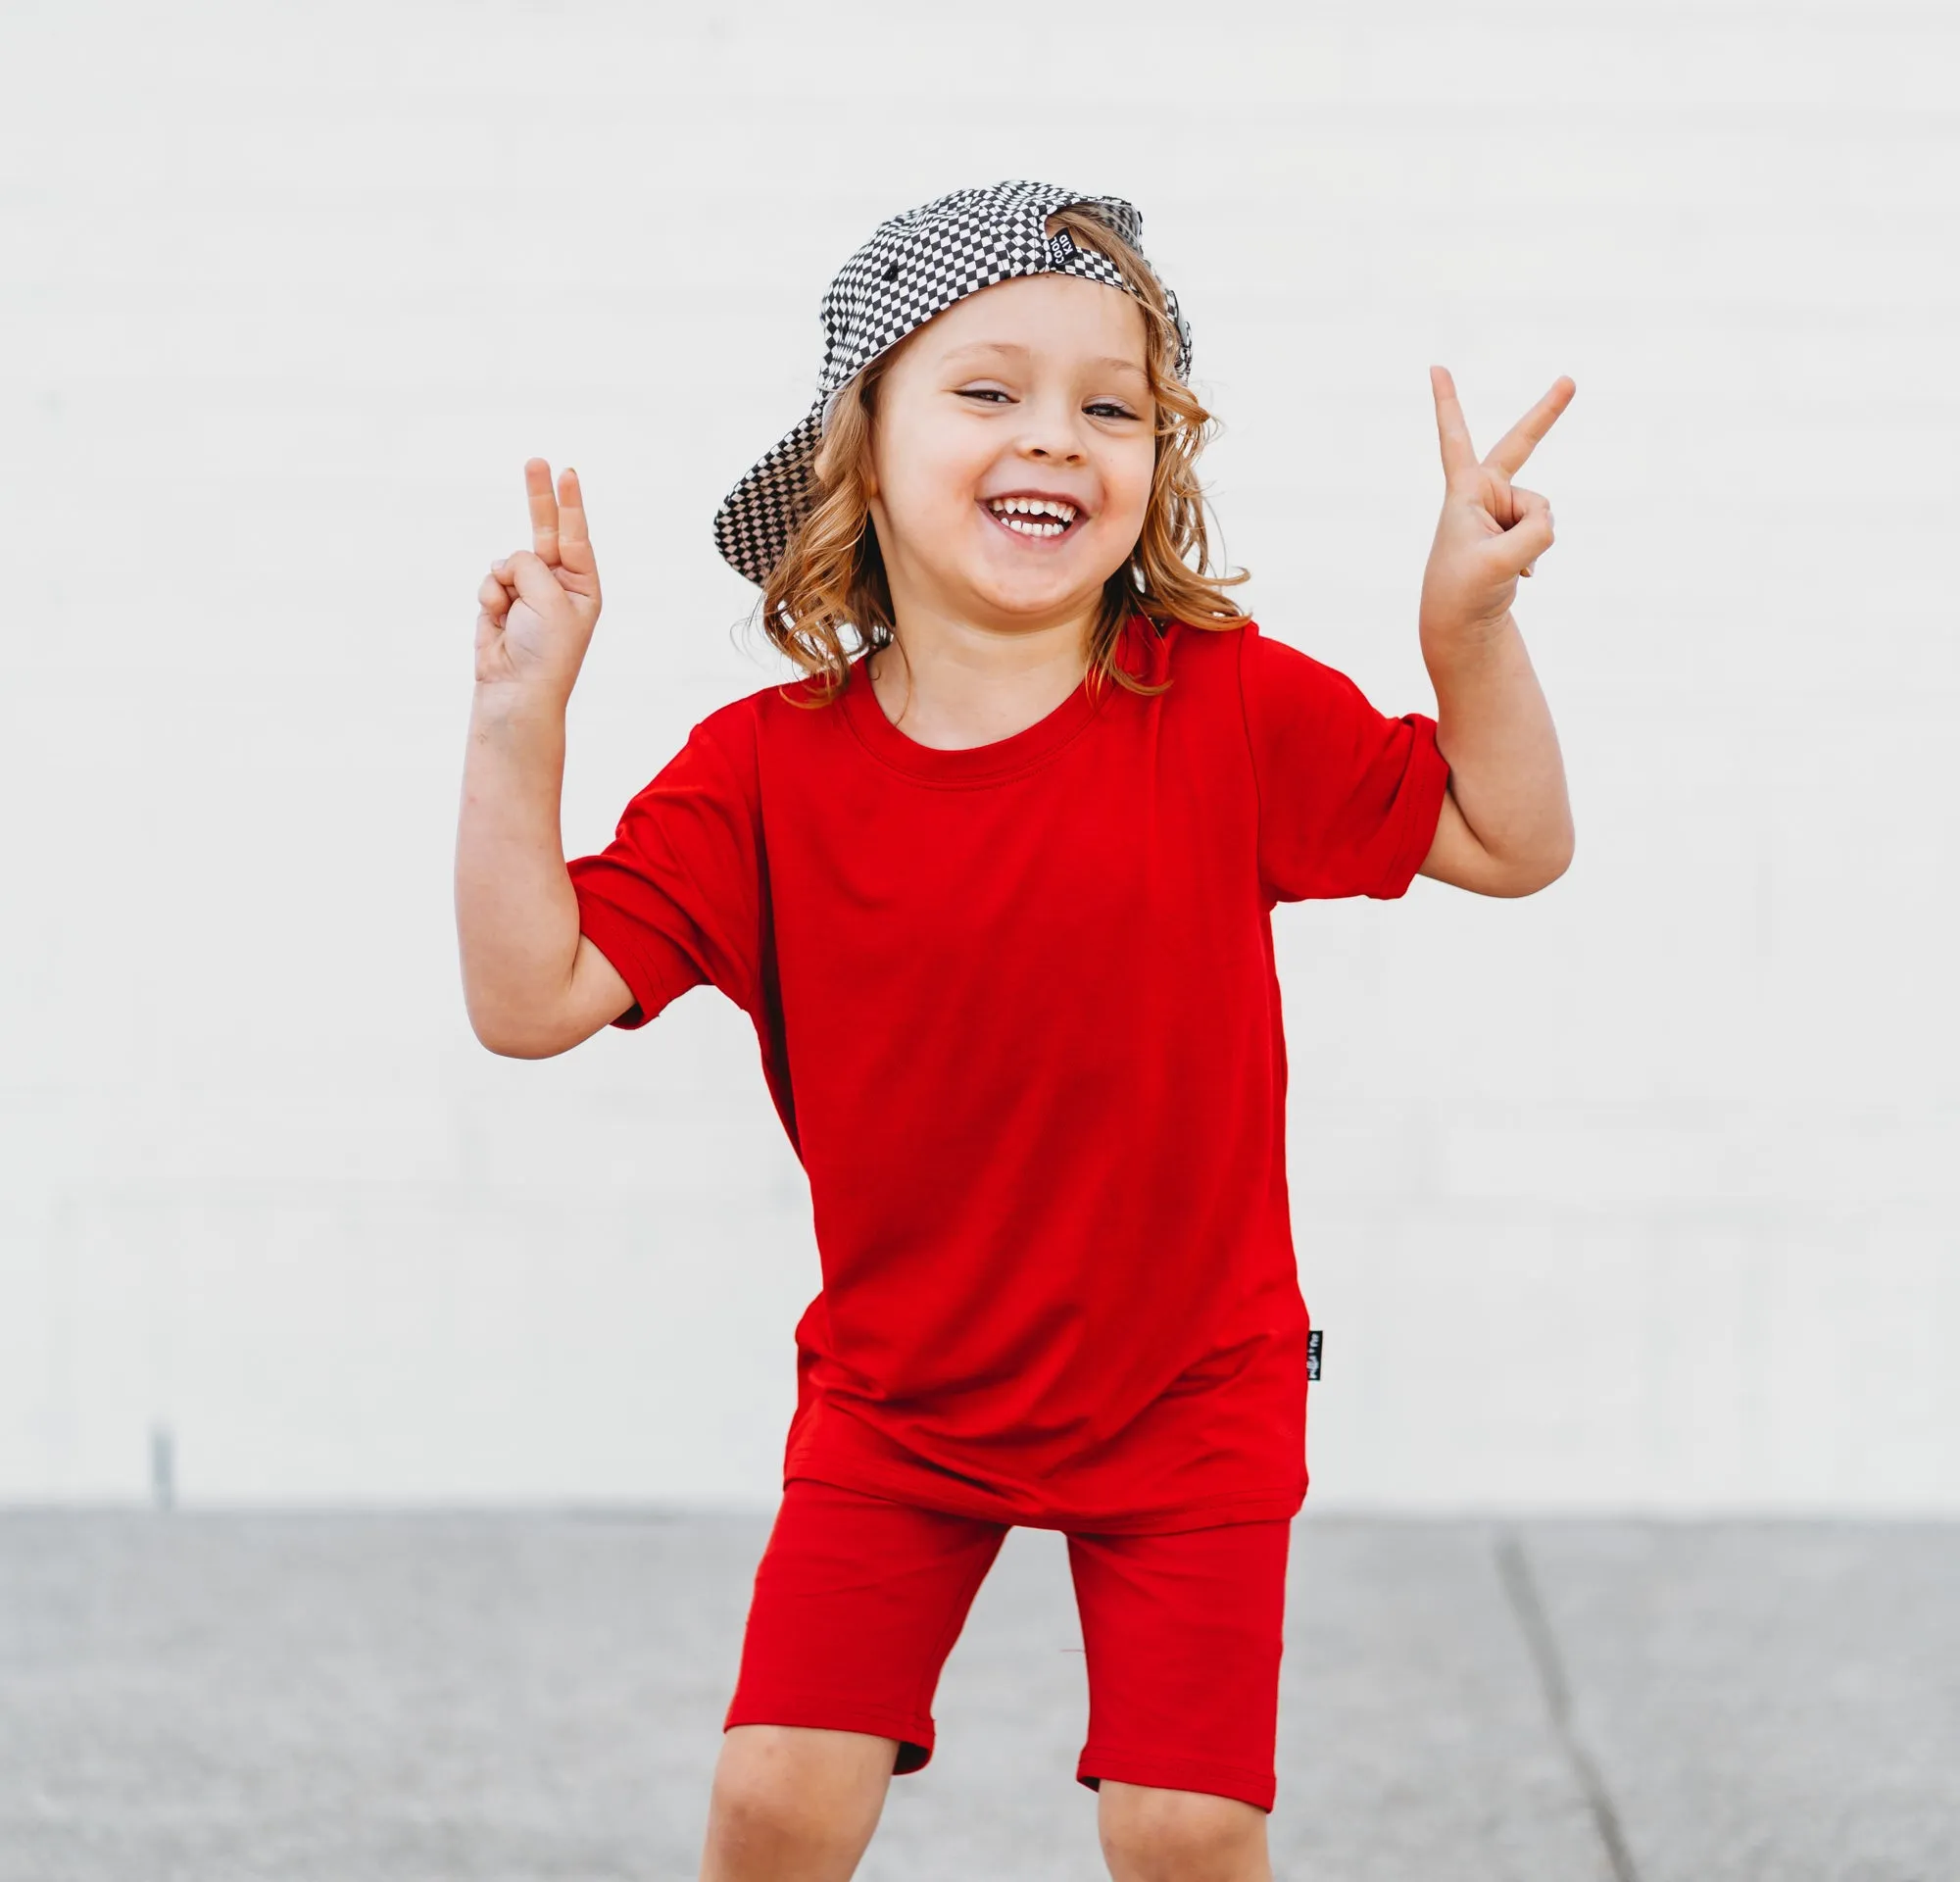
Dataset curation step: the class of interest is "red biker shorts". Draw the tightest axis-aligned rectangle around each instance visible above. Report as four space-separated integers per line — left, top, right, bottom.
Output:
722 1475 1292 1813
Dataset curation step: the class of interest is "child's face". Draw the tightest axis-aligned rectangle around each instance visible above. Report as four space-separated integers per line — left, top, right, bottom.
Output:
864 272 1156 637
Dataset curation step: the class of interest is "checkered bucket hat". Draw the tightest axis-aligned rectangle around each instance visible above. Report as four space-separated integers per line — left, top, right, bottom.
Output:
711 179 1193 587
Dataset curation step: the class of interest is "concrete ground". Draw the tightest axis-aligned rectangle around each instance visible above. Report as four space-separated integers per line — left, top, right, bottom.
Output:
0 1511 1953 1881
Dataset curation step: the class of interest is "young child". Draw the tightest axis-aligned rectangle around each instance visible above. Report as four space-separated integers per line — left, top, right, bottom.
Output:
456 179 1573 1882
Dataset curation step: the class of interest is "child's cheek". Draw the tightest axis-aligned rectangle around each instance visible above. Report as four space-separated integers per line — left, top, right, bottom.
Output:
1106 461 1154 546
908 435 983 526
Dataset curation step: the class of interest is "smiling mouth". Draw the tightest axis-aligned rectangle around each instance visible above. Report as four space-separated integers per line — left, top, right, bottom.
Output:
980 497 1083 543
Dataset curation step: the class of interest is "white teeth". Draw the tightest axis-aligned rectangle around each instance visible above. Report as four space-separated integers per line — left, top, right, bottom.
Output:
988 496 1077 525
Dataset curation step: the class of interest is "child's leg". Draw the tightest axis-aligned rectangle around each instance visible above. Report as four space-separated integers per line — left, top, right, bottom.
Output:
704 1475 1008 1880
700 1724 897 1882
1065 1514 1293 1881
1095 1778 1273 1882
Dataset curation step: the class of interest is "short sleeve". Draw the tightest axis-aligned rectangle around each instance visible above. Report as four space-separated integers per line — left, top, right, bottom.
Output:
1238 619 1451 904
565 710 765 1029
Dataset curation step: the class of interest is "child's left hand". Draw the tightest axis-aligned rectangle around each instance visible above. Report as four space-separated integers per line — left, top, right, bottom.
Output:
1418 367 1575 642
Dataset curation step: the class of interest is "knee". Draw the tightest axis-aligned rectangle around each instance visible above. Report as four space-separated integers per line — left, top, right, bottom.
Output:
708 1765 833 1852
1098 1779 1269 1882
705 1725 893 1871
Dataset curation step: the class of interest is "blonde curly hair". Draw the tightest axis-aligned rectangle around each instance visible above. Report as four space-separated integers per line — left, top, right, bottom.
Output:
749 201 1250 708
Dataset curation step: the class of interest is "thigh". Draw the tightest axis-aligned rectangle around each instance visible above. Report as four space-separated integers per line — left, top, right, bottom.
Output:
724 1476 1008 1775
1065 1515 1293 1814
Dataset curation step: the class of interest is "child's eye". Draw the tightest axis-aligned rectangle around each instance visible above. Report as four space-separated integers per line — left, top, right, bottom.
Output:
1087 402 1138 420
956 388 1011 404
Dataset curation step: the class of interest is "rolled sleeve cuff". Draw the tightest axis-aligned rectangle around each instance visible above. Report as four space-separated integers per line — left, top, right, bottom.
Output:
1368 713 1451 900
568 873 700 1030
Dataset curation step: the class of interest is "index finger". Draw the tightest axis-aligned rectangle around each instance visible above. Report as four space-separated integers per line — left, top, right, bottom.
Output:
1430 366 1480 487
523 457 563 567
1483 376 1576 479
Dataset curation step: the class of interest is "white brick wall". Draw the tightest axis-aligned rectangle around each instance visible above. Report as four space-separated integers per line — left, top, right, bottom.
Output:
4 1 1955 1510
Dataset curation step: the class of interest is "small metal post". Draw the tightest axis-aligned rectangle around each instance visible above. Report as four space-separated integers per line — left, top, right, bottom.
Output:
150 1422 175 1511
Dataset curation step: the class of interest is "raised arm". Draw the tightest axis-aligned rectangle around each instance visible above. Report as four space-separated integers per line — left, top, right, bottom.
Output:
456 459 636 1057
1417 608 1573 896
1413 367 1576 897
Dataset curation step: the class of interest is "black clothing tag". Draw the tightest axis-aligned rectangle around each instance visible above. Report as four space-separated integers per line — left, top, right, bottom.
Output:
1306 1329 1323 1382
1047 228 1077 266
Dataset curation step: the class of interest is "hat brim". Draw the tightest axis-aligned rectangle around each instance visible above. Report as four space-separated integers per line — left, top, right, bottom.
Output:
712 398 827 588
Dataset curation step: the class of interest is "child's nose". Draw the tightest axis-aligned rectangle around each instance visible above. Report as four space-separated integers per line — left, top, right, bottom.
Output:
1017 395 1086 460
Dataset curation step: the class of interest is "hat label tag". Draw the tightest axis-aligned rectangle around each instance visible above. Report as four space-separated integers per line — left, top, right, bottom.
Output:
1046 228 1077 266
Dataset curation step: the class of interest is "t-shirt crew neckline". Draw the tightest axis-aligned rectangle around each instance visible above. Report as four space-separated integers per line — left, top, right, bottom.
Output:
842 618 1144 785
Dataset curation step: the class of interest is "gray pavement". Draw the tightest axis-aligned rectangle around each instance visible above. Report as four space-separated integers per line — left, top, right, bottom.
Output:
0 1511 1953 1881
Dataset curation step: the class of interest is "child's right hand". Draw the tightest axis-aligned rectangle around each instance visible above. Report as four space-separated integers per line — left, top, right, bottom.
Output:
475 459 603 704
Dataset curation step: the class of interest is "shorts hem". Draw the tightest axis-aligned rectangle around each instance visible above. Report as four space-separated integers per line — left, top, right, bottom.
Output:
723 1692 937 1774
1075 1744 1277 1813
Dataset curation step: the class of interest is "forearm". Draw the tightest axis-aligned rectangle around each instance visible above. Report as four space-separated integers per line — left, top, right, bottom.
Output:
454 684 583 1047
1422 611 1573 887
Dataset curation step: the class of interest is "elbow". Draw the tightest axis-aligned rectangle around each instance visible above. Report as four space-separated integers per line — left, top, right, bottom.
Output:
465 1000 574 1061
467 1018 530 1059
475 1031 563 1061
1495 827 1575 897
1543 822 1578 888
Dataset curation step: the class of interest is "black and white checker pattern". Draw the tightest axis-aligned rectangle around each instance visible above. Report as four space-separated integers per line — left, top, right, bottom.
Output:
712 179 1194 588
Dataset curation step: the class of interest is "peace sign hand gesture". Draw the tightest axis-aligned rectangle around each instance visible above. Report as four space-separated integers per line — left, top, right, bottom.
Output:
1418 368 1574 643
475 459 604 705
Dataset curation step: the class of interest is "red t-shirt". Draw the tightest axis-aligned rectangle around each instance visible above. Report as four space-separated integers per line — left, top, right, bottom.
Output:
565 614 1449 1533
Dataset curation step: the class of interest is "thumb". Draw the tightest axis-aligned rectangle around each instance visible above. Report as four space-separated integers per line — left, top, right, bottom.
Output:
498 549 558 597
1505 488 1555 573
